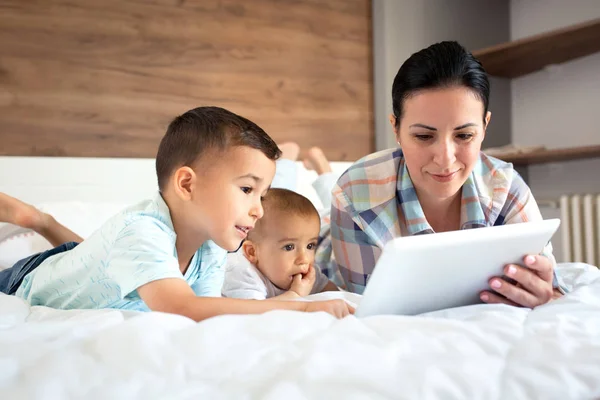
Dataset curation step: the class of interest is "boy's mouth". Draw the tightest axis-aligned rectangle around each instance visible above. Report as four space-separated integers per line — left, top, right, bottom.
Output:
235 225 252 238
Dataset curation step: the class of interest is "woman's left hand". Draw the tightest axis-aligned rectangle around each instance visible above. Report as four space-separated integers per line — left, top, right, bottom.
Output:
480 255 560 308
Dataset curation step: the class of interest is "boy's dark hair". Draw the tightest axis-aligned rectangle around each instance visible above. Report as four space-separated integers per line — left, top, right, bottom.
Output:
156 106 281 191
248 188 320 240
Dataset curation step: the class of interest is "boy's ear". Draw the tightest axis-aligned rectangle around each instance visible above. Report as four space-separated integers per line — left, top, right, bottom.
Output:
242 240 259 264
172 166 196 200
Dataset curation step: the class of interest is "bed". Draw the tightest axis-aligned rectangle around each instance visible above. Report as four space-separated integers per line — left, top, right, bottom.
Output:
1 157 600 399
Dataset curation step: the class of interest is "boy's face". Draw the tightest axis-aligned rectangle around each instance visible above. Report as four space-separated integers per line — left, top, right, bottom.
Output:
244 212 321 290
189 146 276 251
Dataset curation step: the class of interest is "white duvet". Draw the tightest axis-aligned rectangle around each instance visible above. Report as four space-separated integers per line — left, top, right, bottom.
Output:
1 263 599 400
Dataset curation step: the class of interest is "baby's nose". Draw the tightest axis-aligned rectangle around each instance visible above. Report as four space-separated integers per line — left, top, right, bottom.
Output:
299 264 309 274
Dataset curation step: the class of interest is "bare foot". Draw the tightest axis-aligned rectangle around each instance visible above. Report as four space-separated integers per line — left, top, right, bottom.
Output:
0 193 49 232
303 147 332 175
279 142 300 161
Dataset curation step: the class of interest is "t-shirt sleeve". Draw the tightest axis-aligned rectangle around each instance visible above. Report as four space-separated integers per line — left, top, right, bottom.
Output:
105 218 184 298
311 266 331 294
190 243 227 297
221 252 268 300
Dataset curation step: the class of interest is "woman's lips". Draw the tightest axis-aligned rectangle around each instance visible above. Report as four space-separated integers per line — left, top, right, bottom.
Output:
429 171 458 182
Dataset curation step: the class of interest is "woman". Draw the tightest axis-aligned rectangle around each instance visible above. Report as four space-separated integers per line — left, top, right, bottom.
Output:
329 41 565 308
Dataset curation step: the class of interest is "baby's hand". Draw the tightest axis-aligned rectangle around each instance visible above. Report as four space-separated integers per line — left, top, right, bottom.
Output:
304 299 354 318
290 265 316 297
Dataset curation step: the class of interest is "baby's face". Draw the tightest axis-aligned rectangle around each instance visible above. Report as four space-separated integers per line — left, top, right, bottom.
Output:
252 213 321 290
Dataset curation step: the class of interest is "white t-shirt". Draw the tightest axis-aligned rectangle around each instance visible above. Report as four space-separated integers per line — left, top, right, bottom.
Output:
222 251 330 300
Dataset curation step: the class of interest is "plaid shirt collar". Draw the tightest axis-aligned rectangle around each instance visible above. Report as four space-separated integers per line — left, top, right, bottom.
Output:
397 158 488 235
349 149 490 236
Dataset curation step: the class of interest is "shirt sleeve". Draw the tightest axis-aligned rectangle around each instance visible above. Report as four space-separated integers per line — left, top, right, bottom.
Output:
221 253 268 300
311 266 331 294
499 172 568 294
106 218 184 299
190 244 227 297
330 187 382 295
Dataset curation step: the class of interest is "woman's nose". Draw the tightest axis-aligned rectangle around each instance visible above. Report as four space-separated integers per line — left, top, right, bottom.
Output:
433 139 456 167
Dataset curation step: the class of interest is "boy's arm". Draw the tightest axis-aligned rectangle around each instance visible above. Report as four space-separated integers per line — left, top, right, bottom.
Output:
137 278 353 321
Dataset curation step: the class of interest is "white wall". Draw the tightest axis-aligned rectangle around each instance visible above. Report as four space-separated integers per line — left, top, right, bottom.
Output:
510 0 600 262
372 0 511 151
510 1 600 197
510 0 600 149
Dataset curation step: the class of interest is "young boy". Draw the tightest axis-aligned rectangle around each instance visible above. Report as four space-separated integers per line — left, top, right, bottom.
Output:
222 147 339 300
0 107 353 320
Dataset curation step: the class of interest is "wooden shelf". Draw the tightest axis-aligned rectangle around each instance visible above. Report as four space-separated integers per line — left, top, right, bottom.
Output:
493 145 600 166
473 18 600 78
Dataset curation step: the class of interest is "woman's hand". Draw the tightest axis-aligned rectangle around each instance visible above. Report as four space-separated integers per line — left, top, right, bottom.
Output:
480 255 560 308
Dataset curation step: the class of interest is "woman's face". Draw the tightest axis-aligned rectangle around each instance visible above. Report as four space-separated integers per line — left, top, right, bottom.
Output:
391 86 491 202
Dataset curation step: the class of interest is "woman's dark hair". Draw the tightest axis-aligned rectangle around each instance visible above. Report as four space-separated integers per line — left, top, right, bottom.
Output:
391 41 490 127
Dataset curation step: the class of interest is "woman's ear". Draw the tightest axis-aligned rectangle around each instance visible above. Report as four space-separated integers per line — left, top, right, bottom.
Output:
482 111 491 142
242 241 258 265
484 111 492 130
389 113 400 145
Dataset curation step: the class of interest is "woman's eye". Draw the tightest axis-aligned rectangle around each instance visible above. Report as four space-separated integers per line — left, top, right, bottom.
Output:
456 133 474 141
307 243 316 250
415 134 433 141
241 187 252 194
283 244 294 251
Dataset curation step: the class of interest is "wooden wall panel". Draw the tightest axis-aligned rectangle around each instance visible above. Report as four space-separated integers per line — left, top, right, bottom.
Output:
0 0 373 161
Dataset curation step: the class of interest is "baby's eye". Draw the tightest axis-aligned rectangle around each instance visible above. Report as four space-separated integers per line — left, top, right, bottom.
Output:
241 187 252 194
283 244 295 251
307 243 317 250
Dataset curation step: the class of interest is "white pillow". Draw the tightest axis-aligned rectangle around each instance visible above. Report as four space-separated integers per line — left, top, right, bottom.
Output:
295 161 352 210
0 202 127 270
0 231 53 270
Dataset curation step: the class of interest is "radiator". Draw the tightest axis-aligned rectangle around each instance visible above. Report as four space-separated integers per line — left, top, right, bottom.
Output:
557 194 600 266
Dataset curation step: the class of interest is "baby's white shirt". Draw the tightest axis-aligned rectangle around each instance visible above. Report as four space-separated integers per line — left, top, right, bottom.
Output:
222 251 330 300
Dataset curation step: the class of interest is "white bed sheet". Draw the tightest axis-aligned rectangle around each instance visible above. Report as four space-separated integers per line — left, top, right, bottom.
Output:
0 263 599 399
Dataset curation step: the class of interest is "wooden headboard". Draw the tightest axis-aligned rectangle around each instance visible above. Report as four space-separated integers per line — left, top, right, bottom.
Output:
0 0 373 161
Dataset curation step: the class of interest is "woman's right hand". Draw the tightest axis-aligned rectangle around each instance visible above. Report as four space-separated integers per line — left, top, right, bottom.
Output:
304 299 354 318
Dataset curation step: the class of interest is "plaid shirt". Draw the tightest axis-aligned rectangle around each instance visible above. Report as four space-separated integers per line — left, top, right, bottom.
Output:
318 148 558 294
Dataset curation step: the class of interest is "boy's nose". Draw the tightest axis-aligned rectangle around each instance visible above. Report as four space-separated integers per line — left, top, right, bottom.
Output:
250 200 264 219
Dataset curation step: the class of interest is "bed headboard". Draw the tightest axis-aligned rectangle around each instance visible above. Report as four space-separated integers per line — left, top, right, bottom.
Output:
0 156 353 269
0 1 373 162
0 156 353 211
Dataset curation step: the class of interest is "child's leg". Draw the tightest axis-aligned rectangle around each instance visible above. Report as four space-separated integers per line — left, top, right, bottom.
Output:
0 193 83 247
303 147 336 211
271 142 300 191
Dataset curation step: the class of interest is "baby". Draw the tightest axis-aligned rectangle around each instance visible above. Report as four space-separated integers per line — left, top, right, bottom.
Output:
222 146 339 300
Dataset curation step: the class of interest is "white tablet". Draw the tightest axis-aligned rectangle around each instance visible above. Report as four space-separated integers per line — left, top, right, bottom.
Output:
355 219 561 317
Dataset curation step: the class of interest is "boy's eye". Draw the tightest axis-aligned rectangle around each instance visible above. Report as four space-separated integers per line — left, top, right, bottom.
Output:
283 244 294 251
241 187 252 194
307 243 316 250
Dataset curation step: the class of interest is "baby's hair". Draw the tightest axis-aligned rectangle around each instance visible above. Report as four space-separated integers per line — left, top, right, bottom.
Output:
248 188 320 240
155 106 281 191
